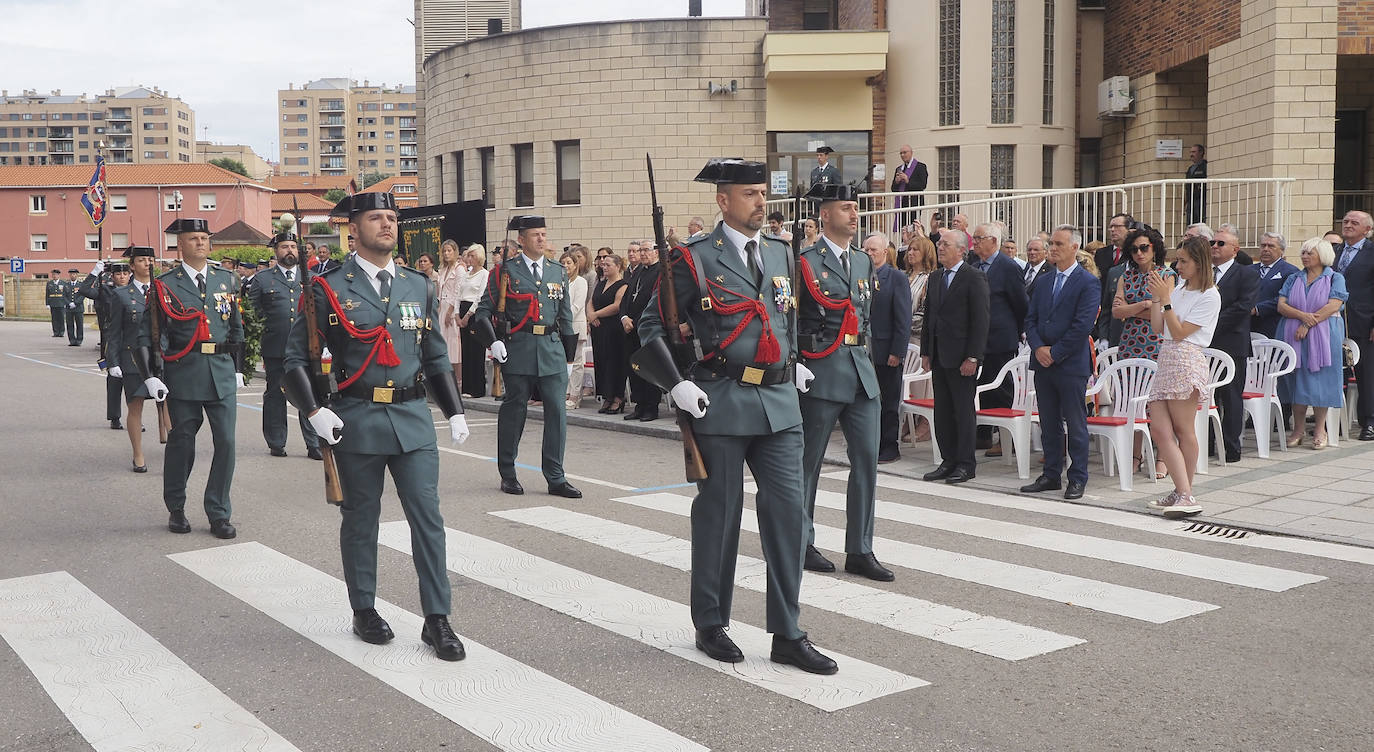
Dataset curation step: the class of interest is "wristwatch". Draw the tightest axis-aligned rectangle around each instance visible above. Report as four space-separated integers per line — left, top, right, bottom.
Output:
1162 303 1173 311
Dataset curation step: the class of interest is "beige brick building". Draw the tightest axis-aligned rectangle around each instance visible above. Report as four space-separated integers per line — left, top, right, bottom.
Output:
0 86 195 167
195 141 273 180
276 79 417 179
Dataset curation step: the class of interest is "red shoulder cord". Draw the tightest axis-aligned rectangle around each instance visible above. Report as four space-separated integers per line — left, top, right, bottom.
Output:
671 246 781 364
798 257 858 359
151 279 211 362
309 277 401 390
487 263 539 333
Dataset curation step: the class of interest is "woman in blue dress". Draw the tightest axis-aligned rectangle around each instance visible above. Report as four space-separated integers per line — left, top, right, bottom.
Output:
1278 237 1348 449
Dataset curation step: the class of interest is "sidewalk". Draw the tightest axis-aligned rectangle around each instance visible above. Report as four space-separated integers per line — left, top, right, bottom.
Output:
470 396 1374 549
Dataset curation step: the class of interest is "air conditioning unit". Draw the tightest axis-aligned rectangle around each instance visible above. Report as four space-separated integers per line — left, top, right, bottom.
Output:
1097 76 1134 118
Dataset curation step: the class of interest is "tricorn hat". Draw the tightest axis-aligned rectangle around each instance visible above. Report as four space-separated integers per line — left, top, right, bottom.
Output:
165 218 210 234
506 214 546 231
241 260 259 270
124 246 156 258
815 145 834 154
804 182 861 203
693 158 768 186
268 232 300 248
107 261 130 273
330 191 399 218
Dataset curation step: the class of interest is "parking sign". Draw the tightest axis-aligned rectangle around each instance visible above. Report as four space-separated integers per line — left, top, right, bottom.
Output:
9 258 22 274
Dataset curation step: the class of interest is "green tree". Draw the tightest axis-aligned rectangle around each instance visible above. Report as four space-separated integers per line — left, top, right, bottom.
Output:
208 158 250 177
309 222 333 235
361 171 391 188
323 188 347 203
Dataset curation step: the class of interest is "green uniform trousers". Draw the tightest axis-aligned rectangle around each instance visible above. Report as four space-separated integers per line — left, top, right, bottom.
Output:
163 394 236 522
800 390 879 554
336 446 451 616
496 371 569 485
691 426 805 639
262 357 320 452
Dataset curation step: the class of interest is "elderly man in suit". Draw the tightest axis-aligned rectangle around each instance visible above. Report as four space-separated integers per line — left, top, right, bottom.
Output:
1021 225 1100 500
921 229 990 484
1207 227 1260 462
1023 236 1052 293
1251 232 1299 338
969 222 1029 456
1336 210 1374 440
891 144 928 230
1095 214 1132 348
864 231 914 463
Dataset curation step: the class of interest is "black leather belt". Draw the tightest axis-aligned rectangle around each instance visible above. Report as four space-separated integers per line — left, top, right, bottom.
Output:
341 381 426 404
513 324 558 336
693 360 794 386
192 342 240 355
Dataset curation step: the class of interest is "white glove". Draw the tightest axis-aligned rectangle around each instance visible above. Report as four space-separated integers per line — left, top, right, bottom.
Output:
308 407 344 445
68 302 77 310
144 377 169 402
448 414 470 445
108 365 123 378
91 261 105 275
490 340 508 363
320 346 332 360
234 373 246 389
670 380 710 419
795 362 815 393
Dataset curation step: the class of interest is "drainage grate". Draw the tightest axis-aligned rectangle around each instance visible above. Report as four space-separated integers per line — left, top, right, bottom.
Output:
1182 522 1250 539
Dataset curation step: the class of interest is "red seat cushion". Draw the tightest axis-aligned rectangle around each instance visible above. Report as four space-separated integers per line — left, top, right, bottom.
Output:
904 398 935 408
977 408 1026 418
1241 392 1264 399
1086 415 1149 426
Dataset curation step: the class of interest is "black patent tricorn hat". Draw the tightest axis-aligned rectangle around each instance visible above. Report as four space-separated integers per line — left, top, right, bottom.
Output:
506 214 546 231
330 191 399 217
804 182 861 203
693 158 767 186
165 218 210 234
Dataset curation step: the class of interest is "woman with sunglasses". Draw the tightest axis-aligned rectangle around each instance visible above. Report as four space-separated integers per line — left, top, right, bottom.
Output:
1111 227 1174 476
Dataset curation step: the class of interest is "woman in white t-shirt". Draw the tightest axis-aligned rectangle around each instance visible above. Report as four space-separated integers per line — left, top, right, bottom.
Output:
1144 236 1221 518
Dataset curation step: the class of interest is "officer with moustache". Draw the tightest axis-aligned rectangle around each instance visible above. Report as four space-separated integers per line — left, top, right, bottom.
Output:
633 158 837 675
283 192 472 661
247 230 322 460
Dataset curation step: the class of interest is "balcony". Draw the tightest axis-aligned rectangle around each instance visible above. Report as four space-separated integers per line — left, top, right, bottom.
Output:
51 155 74 165
399 129 417 144
105 126 132 135
320 147 345 155
107 109 132 121
318 101 345 113
50 144 74 153
322 116 344 125
107 139 132 150
762 30 888 132
49 129 74 140
320 129 346 141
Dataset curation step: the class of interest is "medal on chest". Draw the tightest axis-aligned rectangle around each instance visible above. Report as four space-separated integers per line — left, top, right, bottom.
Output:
856 277 870 302
772 276 793 313
545 282 564 301
212 292 235 321
398 301 424 343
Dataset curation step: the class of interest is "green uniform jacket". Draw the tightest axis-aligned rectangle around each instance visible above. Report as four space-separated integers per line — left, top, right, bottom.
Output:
62 277 84 309
473 255 575 376
797 239 880 403
105 282 151 378
141 266 244 402
638 224 802 436
245 266 303 358
46 279 67 307
284 258 451 455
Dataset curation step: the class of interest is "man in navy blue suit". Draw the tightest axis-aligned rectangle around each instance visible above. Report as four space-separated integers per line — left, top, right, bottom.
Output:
1336 211 1374 440
1207 228 1260 463
969 223 1029 456
864 232 914 463
1250 232 1299 338
1021 225 1100 500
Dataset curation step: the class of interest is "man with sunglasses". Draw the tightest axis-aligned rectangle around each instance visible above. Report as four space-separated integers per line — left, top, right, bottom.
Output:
1206 228 1259 463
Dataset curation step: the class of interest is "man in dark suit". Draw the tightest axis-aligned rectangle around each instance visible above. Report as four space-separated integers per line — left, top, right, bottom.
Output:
620 239 662 421
1336 211 1374 440
1251 232 1299 338
1184 144 1207 225
1095 214 1132 348
1207 228 1260 462
891 144 928 230
1022 237 1052 294
863 232 913 463
1021 226 1100 500
969 223 1029 455
920 229 989 483
311 242 341 274
810 146 839 190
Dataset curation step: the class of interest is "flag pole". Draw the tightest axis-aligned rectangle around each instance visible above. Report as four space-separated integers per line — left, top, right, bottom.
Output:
95 141 104 261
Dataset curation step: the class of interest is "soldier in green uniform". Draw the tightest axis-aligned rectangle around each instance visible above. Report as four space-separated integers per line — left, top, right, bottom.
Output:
795 183 893 582
46 269 67 338
63 268 84 346
633 158 838 675
472 215 582 498
247 231 322 460
105 247 157 472
132 218 244 539
79 259 131 429
283 191 471 662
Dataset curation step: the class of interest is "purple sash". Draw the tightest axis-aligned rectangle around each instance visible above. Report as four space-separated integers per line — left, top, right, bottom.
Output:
1280 272 1334 372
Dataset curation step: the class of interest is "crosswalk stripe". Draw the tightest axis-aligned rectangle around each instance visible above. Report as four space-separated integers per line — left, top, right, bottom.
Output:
377 521 928 711
491 506 1085 661
612 493 1218 624
168 542 704 752
796 487 1324 592
840 470 1374 567
0 571 300 752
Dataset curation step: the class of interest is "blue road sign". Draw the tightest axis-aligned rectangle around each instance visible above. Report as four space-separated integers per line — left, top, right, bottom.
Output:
9 258 23 274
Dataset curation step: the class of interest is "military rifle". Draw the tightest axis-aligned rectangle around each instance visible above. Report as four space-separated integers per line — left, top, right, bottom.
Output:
144 275 172 444
290 200 344 505
490 257 509 398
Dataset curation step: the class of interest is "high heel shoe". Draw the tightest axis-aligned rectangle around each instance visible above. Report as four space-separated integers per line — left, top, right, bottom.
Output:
1313 434 1328 449
131 460 148 473
1287 434 1305 448
606 400 625 415
1154 460 1169 480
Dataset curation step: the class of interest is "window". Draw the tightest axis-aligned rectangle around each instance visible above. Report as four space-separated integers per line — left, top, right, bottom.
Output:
479 147 495 209
513 143 534 207
110 194 128 212
385 159 395 168
1042 145 1055 189
29 194 46 213
383 102 395 110
111 233 128 248
199 192 216 211
452 150 464 202
937 146 960 203
1043 0 1055 125
384 131 394 139
385 144 395 153
990 145 1015 190
555 140 580 205
939 0 961 126
86 234 100 251
30 234 48 251
384 116 395 125
991 0 1015 124
802 0 835 30
143 107 167 116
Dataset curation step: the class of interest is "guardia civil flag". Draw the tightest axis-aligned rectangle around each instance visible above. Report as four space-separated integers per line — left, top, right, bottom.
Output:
80 154 108 228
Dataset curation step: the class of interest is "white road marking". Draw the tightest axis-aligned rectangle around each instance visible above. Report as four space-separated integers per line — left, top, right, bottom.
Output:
378 521 927 711
492 506 1084 661
169 542 704 752
0 571 300 752
613 493 1218 624
435 445 638 490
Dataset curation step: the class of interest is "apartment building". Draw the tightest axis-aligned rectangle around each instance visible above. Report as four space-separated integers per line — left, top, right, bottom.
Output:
195 141 273 180
277 78 418 179
0 86 196 167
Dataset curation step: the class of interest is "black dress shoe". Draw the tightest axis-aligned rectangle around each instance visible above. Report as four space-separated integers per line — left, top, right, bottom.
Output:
1020 475 1062 493
945 468 976 484
804 545 836 573
844 552 895 582
210 519 237 539
110 419 123 430
623 407 644 421
352 608 394 644
922 464 955 482
131 461 147 473
500 477 525 495
547 481 582 498
1064 480 1086 500
770 633 838 675
422 614 466 661
269 446 288 457
877 450 901 464
638 410 659 422
1362 425 1374 441
307 446 324 461
597 403 612 414
1225 451 1242 463
694 626 743 663
168 510 191 534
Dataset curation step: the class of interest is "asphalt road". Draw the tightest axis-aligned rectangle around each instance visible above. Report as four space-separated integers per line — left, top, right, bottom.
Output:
2 319 1373 752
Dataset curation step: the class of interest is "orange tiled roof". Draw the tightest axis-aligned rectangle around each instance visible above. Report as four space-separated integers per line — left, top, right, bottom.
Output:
266 174 357 193
0 163 272 189
358 177 421 208
271 192 336 213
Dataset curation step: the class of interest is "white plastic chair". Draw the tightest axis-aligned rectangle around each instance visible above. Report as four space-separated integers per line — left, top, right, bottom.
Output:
1084 358 1157 491
899 344 935 455
1243 339 1295 457
1090 346 1120 413
1196 348 1235 473
973 355 1034 479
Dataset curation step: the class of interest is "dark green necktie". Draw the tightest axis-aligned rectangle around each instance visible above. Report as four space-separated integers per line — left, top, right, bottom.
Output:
745 240 761 287
377 269 391 302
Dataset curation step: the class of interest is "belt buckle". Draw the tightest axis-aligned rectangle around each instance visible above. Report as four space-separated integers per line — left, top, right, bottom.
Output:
532 324 547 335
700 297 713 311
200 342 216 354
843 334 859 346
741 366 764 385
373 387 394 403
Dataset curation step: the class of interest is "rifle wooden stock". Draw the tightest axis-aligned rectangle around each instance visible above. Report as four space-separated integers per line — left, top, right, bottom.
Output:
491 264 509 398
292 203 345 505
156 401 170 444
146 281 171 444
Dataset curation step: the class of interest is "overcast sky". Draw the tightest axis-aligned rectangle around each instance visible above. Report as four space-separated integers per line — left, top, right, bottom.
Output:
2 0 745 163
